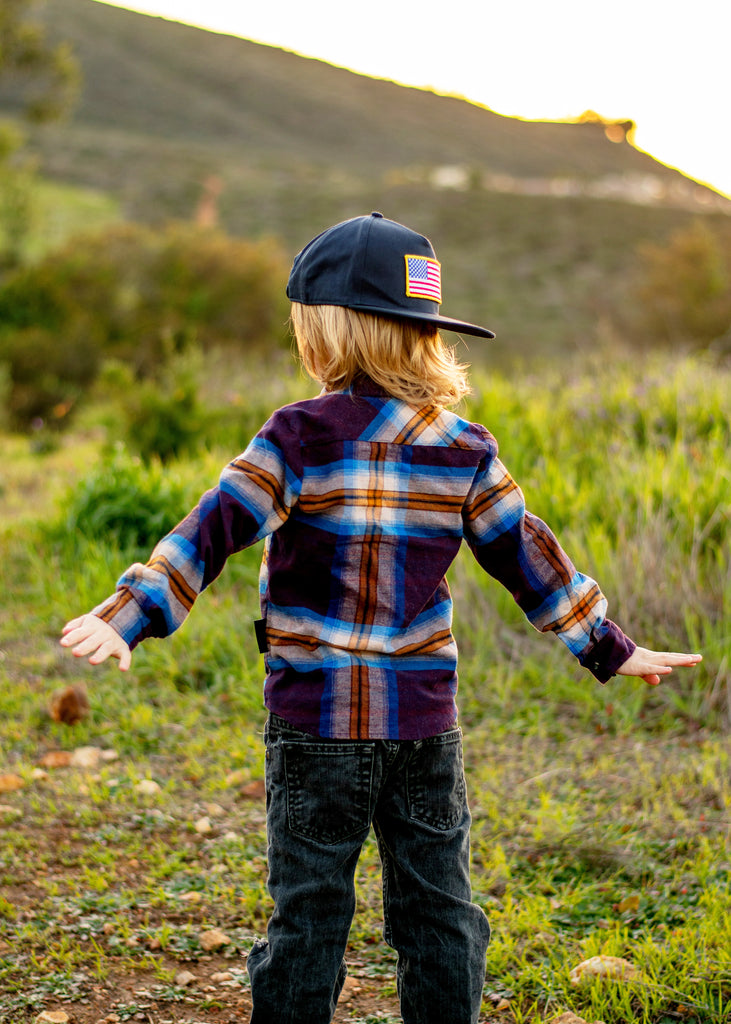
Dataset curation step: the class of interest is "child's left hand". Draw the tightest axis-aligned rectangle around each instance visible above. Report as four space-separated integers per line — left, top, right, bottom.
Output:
616 646 702 686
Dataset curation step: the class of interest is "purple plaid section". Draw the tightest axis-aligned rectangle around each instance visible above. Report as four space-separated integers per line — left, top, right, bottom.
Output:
94 378 634 739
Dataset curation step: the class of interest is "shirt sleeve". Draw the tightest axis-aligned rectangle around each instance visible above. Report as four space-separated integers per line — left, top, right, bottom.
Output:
92 413 303 650
462 447 635 682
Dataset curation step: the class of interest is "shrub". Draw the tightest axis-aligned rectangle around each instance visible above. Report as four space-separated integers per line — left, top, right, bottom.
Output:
120 344 209 463
54 446 192 549
0 322 101 426
630 220 731 348
0 221 291 428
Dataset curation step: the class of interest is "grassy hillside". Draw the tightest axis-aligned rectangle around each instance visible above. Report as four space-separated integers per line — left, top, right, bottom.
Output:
2 0 730 362
23 0 708 183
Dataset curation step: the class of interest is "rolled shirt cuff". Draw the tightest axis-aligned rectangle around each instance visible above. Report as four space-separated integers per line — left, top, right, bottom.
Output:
579 619 636 683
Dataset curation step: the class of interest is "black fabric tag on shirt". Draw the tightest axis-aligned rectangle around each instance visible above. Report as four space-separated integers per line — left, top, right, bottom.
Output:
254 618 268 654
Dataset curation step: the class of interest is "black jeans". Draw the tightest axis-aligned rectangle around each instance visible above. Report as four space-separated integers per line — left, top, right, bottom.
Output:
247 714 490 1023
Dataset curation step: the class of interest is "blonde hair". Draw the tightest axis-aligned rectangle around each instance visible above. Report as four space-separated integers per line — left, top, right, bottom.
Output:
290 303 471 408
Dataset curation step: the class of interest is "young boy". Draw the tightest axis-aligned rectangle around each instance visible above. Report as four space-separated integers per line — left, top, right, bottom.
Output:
61 212 701 1024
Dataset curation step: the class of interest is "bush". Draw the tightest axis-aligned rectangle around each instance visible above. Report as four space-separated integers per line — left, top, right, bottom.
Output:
54 446 192 549
0 322 101 426
120 344 210 463
0 221 291 428
630 220 731 348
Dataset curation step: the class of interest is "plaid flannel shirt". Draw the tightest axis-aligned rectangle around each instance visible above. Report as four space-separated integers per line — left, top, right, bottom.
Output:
94 378 635 739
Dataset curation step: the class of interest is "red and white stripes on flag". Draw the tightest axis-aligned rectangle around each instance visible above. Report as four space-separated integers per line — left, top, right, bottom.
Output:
404 255 442 303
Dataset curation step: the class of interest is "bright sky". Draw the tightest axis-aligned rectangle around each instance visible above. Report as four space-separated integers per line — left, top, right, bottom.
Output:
97 0 731 199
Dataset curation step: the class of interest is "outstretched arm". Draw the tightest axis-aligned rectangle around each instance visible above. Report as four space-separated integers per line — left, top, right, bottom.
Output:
616 646 702 687
61 411 304 655
60 614 132 671
463 448 704 684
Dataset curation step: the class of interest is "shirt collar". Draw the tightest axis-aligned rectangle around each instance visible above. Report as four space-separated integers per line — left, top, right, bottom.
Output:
345 375 391 398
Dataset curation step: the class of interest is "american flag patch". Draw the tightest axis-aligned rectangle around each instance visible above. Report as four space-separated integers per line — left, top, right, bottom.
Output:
404 255 442 303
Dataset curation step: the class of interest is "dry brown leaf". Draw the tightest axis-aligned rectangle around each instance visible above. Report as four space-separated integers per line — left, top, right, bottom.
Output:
49 684 89 725
569 955 640 985
37 751 73 769
616 894 640 913
240 779 266 799
0 774 24 794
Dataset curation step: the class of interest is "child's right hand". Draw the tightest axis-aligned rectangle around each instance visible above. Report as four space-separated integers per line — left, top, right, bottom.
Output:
60 615 132 671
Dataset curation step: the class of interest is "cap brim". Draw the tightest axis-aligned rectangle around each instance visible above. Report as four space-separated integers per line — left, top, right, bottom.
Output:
337 302 496 339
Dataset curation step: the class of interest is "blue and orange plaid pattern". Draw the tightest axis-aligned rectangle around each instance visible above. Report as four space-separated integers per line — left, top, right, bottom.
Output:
95 379 634 739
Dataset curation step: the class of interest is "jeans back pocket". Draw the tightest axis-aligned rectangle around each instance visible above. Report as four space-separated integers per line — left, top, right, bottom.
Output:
283 741 375 845
406 728 466 831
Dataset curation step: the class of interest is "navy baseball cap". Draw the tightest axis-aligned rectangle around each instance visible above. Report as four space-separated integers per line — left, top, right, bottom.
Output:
286 212 495 339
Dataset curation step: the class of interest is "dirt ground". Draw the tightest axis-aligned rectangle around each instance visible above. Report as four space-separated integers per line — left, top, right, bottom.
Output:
2 946 404 1024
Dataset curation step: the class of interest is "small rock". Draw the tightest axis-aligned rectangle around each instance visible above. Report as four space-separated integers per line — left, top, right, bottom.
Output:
553 1014 588 1024
175 969 198 987
340 976 362 1003
194 816 212 834
35 1012 71 1024
31 768 49 781
199 928 232 952
0 773 25 794
70 746 103 769
135 779 161 796
204 802 226 817
211 971 234 983
101 749 119 762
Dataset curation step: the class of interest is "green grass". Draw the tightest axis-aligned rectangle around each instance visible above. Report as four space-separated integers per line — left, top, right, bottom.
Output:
26 179 121 261
0 350 729 1022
